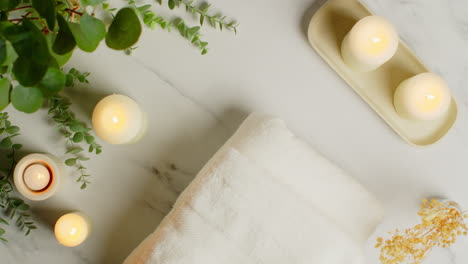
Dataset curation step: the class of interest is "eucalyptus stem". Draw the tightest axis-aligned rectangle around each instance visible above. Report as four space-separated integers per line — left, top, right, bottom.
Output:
0 113 35 241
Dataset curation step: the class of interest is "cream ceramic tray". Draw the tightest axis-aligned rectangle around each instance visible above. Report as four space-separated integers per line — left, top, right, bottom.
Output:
307 0 457 146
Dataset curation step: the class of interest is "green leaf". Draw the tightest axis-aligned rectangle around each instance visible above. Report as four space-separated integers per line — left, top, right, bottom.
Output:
53 14 76 55
32 0 55 30
66 147 83 154
69 14 106 52
0 39 6 65
0 78 10 111
11 85 44 113
72 132 84 143
70 122 84 132
0 228 4 236
0 0 19 11
17 203 29 211
6 126 19 134
106 8 142 50
4 19 50 63
1 41 17 67
85 135 94 144
0 137 12 148
65 158 77 166
38 67 66 97
81 0 105 6
12 143 22 150
80 183 87 189
0 218 8 225
168 0 175 9
13 56 49 87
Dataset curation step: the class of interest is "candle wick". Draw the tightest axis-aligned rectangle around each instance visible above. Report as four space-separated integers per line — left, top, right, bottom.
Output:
372 37 381 43
425 94 436 100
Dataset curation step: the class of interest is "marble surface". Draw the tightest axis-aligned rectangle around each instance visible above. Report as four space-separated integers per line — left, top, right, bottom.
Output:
2 0 468 263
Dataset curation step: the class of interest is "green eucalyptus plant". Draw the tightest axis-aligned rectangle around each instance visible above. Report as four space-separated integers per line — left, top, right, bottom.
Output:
0 0 238 242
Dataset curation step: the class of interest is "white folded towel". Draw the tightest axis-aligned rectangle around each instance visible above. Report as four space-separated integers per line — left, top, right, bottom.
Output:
124 114 383 264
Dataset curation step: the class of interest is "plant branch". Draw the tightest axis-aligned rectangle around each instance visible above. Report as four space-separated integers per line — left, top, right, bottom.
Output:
11 5 32 11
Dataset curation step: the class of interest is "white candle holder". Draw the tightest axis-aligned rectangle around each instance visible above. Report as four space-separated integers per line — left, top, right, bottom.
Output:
13 153 64 201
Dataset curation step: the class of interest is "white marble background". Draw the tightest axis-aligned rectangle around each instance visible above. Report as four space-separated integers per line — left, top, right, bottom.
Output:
1 0 468 263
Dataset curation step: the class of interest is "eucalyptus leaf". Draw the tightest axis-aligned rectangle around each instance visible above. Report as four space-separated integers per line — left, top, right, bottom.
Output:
1 41 17 67
5 19 50 63
0 137 12 149
11 85 44 113
38 67 66 97
72 132 84 143
106 8 142 50
13 56 48 87
53 14 76 55
0 39 6 65
81 0 105 6
65 158 77 166
0 78 10 111
69 14 106 52
32 0 55 30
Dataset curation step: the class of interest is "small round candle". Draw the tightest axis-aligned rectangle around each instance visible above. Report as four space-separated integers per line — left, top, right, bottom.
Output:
23 164 50 191
92 94 147 145
55 212 90 247
14 154 63 201
394 73 451 121
341 16 399 72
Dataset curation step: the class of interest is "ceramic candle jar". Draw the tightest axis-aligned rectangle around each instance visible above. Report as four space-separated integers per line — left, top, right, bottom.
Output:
341 16 399 72
92 94 147 145
55 212 91 247
394 73 451 121
13 153 64 201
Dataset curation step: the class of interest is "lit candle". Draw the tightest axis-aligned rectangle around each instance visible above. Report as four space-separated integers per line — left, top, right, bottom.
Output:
23 164 51 191
394 73 451 121
92 94 147 144
14 153 63 201
55 212 90 247
341 16 399 72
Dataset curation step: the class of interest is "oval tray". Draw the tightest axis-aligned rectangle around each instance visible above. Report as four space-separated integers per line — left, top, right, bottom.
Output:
307 0 457 146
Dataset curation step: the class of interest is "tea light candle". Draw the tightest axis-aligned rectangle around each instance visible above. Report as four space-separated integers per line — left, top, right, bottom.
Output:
23 164 51 191
394 73 451 121
92 94 147 144
14 153 63 201
55 212 90 247
341 16 399 72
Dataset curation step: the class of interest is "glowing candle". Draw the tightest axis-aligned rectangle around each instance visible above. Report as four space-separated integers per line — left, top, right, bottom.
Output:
14 153 63 201
55 212 90 247
394 73 451 121
92 94 147 145
23 164 50 191
341 16 399 72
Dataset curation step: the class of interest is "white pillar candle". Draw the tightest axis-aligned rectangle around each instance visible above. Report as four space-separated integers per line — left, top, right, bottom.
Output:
341 16 399 72
394 72 451 121
92 94 147 145
55 212 90 247
23 164 51 191
14 153 63 201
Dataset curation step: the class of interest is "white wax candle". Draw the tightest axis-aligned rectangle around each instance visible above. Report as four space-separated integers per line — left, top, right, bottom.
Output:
394 72 451 121
55 212 90 247
23 164 50 191
341 16 399 72
92 94 147 145
14 153 63 201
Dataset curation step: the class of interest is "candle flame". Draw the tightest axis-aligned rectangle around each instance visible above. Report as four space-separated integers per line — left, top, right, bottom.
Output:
112 116 119 124
425 94 436 101
371 37 381 43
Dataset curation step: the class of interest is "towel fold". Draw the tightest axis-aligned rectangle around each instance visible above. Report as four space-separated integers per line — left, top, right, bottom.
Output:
124 114 383 264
